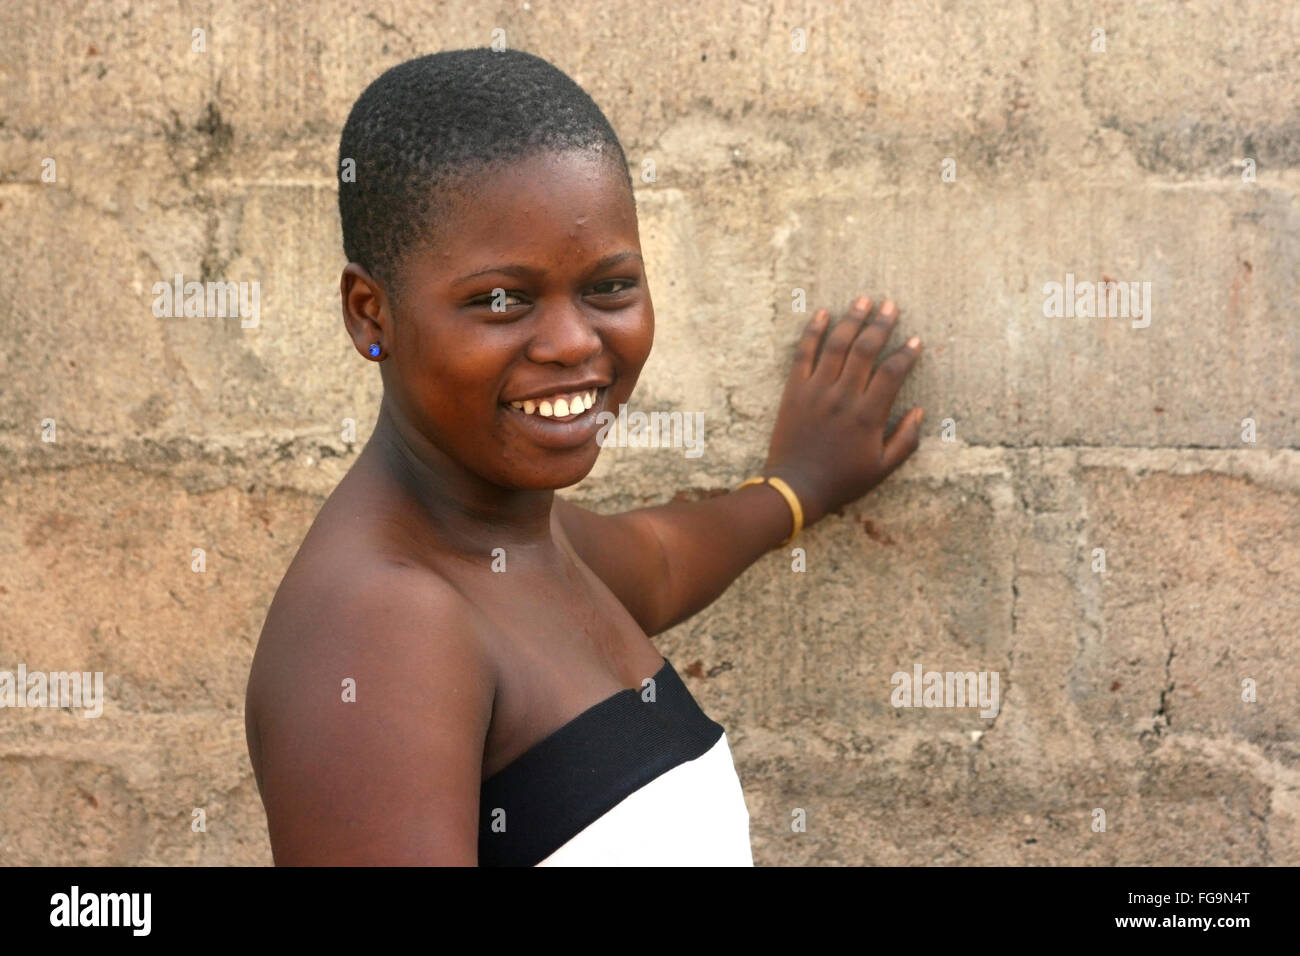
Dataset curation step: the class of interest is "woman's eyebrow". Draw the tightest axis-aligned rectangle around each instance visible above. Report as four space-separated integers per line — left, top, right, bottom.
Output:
452 250 643 286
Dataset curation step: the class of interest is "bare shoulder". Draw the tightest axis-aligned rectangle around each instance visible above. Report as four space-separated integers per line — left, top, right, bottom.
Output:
245 552 496 865
552 496 670 635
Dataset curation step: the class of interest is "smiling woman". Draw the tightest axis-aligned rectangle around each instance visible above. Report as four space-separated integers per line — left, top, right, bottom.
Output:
243 47 923 867
353 146 652 475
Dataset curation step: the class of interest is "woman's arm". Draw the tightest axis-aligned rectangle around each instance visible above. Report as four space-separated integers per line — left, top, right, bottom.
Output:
560 296 924 636
555 484 798 635
249 565 495 864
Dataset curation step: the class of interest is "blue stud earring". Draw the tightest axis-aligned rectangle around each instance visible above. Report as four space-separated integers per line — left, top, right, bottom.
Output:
368 343 381 358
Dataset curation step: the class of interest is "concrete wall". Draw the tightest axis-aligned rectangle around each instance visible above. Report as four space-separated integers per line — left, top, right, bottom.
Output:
1 0 1296 865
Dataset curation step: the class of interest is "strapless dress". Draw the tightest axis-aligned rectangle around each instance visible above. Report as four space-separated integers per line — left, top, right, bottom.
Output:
477 657 753 866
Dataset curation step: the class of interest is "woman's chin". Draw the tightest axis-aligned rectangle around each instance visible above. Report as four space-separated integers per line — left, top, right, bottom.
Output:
500 448 602 491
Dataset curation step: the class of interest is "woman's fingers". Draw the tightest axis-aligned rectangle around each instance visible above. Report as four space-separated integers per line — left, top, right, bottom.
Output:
790 297 917 424
789 307 830 381
862 336 922 415
881 406 925 474
842 300 898 393
810 297 872 385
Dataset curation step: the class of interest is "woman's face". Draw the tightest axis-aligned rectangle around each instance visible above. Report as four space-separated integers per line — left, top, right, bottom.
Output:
376 149 653 491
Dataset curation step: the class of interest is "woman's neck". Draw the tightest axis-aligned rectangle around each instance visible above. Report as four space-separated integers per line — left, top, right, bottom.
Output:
363 398 560 557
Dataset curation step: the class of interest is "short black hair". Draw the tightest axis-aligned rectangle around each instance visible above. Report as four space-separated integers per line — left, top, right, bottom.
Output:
337 48 634 301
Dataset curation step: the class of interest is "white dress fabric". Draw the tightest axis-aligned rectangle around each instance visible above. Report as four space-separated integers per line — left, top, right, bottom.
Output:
478 658 754 867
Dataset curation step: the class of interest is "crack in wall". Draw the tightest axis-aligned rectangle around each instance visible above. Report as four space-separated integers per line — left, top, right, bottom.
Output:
1152 600 1176 734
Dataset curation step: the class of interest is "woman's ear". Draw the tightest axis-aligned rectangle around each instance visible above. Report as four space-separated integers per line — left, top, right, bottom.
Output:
341 262 391 360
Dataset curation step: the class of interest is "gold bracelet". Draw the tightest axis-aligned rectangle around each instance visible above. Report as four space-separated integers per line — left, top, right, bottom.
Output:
737 475 804 548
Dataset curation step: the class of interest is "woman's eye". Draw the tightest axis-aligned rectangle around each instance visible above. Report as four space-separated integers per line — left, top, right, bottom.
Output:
470 281 636 309
591 279 636 296
472 291 525 309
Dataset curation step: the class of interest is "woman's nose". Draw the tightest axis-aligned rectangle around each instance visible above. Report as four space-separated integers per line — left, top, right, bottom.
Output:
525 300 603 365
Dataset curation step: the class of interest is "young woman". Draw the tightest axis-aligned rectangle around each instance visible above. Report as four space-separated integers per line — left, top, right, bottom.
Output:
244 48 924 866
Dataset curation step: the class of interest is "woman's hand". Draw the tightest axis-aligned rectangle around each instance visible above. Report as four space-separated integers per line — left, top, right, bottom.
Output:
762 295 924 527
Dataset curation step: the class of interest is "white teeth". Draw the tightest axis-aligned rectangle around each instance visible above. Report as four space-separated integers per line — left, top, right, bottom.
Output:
514 387 602 418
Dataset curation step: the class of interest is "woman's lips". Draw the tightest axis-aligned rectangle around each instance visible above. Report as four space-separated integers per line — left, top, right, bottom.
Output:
506 386 602 420
500 386 608 448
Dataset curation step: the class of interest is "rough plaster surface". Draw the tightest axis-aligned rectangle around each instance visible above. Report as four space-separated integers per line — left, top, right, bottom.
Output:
1 1 1296 865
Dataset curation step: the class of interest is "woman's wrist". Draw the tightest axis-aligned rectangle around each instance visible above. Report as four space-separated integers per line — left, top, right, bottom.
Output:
759 464 823 529
733 478 801 551
736 466 817 550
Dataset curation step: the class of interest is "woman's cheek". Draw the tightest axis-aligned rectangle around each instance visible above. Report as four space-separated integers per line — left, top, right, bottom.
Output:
619 305 654 376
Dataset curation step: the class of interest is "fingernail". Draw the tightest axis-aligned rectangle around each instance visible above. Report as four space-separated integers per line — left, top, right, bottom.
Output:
917 408 925 423
882 301 897 317
907 336 921 348
853 295 871 311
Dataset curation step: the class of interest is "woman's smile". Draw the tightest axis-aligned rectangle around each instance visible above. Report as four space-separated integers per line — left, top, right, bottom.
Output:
501 384 610 449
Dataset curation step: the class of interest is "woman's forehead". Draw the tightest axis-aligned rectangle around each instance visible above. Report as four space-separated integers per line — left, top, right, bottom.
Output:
416 153 640 275
452 151 634 222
